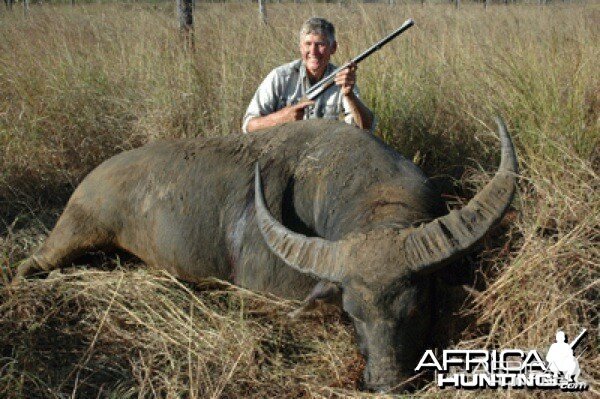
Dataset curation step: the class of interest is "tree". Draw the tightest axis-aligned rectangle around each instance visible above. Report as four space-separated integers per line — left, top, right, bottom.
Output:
258 0 267 24
177 0 194 50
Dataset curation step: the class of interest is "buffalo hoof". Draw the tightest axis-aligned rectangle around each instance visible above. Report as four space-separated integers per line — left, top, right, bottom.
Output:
287 307 304 319
12 257 46 283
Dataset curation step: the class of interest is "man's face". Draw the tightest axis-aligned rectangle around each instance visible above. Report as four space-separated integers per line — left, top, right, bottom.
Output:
299 32 337 81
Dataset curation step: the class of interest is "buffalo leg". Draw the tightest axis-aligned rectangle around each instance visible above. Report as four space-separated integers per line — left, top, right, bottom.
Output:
288 281 341 318
15 203 114 280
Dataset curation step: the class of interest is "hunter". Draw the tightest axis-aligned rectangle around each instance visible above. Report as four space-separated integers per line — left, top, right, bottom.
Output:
242 17 375 134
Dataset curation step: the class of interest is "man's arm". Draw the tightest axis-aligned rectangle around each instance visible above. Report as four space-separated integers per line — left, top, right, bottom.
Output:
335 64 374 131
245 100 315 133
242 69 280 134
343 90 374 131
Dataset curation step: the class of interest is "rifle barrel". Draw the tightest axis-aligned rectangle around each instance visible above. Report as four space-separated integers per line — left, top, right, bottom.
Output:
305 18 414 101
569 329 587 350
349 18 415 65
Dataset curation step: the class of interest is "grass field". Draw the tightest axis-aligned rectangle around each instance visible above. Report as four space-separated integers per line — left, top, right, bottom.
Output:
0 2 598 397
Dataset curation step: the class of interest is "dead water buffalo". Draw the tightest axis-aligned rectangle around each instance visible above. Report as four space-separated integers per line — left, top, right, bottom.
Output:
16 118 517 391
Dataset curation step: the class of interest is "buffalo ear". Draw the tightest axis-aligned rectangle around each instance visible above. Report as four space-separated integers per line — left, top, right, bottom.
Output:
288 281 342 318
438 256 476 286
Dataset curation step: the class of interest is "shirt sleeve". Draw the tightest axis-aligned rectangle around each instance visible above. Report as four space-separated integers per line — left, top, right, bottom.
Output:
341 85 377 134
242 69 281 134
341 85 360 126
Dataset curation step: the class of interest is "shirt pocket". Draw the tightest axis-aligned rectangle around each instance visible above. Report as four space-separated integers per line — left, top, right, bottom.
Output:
275 96 287 110
321 104 341 120
277 95 298 110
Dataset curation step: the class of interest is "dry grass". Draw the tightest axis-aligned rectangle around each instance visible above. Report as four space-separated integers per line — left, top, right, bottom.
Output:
0 2 598 398
1 268 364 398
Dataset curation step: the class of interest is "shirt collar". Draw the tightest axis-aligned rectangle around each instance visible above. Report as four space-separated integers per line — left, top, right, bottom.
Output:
299 60 336 91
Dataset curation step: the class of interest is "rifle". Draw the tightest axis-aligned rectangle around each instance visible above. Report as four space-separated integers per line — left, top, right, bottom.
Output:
569 329 587 350
304 18 415 102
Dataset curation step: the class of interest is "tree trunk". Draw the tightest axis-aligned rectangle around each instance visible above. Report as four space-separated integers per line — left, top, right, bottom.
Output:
23 0 28 17
177 0 194 50
258 0 267 24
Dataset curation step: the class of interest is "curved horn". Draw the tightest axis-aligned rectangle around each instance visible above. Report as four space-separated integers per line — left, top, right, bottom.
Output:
405 117 518 274
254 164 346 283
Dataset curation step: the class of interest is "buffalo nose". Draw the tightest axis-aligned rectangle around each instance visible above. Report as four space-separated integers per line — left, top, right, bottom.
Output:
367 385 392 394
363 368 399 393
363 369 421 393
364 381 419 394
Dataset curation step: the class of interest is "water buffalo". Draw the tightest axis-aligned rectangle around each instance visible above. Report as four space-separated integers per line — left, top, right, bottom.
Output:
16 118 517 391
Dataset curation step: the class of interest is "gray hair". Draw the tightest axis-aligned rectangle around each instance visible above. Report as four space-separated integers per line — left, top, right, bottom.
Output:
299 17 336 46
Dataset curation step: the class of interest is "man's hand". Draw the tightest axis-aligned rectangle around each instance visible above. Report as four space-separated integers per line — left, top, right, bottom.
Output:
274 100 315 124
333 62 374 131
334 63 357 96
245 100 314 133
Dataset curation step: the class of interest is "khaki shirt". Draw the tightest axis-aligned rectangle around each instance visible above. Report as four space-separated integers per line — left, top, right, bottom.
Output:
242 59 363 133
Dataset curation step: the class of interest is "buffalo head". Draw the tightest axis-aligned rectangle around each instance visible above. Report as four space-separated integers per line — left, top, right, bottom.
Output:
254 118 518 391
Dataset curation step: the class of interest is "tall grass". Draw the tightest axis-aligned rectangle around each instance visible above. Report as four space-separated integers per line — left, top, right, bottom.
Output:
0 2 598 397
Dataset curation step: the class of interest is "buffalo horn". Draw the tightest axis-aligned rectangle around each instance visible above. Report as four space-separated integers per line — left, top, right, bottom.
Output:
405 117 518 274
254 164 346 283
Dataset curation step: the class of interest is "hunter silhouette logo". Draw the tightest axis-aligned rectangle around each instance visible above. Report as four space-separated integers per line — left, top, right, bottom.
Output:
415 328 588 391
546 329 585 383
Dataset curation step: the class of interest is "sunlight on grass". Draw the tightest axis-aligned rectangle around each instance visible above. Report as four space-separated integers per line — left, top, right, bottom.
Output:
0 3 598 398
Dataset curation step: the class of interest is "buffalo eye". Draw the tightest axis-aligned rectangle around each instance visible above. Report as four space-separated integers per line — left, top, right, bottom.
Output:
407 305 419 319
343 294 367 322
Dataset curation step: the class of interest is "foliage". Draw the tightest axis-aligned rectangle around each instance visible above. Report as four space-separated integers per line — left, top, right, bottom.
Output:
0 3 598 397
